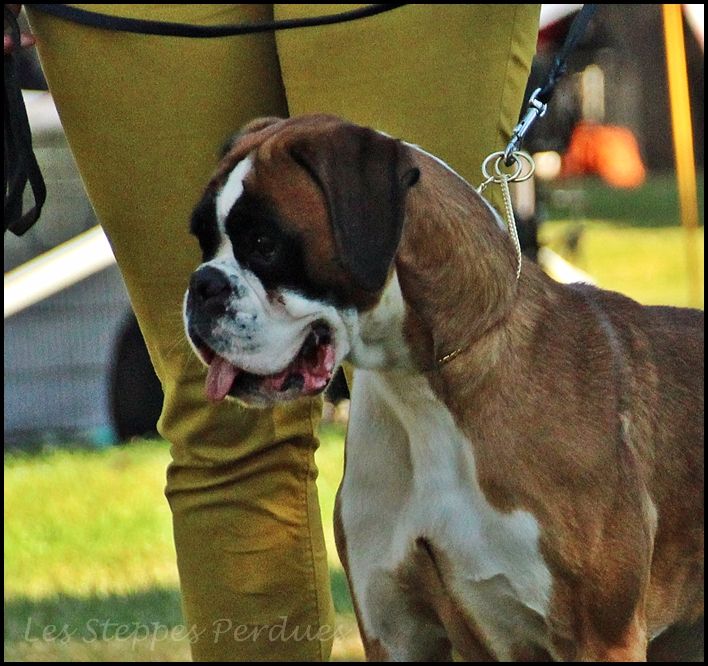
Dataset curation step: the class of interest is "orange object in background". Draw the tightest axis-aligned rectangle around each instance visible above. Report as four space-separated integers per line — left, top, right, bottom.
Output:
561 121 647 188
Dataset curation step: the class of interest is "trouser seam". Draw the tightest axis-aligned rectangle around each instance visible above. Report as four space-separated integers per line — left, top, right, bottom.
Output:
304 397 326 661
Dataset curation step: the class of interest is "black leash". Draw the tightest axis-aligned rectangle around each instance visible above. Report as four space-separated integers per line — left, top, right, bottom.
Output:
504 4 598 165
4 7 47 236
29 4 407 38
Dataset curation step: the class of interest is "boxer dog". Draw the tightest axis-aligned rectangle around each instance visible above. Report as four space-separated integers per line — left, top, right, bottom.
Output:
183 115 704 661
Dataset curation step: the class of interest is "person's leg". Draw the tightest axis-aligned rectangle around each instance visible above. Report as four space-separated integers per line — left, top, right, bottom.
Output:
274 4 540 214
25 5 333 660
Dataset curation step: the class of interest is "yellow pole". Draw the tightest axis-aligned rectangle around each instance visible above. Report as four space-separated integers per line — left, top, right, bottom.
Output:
661 4 702 307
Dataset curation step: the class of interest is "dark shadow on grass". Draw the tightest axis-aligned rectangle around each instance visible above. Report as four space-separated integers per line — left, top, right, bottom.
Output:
5 570 355 645
4 587 185 643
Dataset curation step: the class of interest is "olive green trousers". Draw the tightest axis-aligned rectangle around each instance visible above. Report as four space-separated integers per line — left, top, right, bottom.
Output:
26 5 539 660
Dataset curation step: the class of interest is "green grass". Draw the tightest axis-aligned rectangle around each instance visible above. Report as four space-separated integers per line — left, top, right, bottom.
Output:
542 173 704 228
4 423 363 662
5 442 187 662
541 221 704 309
5 444 177 600
539 173 704 309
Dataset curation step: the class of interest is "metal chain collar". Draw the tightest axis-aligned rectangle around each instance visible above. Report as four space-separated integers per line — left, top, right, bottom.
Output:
477 150 536 281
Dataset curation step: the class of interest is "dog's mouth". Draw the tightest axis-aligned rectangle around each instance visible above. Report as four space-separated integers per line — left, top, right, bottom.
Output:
197 322 336 403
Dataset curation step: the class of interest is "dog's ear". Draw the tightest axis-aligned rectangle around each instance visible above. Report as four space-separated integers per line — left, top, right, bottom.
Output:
290 124 420 293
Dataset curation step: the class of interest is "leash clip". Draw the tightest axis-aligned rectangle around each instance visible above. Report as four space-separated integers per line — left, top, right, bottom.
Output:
503 88 547 166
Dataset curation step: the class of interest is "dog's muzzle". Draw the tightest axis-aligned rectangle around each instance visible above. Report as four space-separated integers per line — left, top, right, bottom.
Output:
185 267 337 406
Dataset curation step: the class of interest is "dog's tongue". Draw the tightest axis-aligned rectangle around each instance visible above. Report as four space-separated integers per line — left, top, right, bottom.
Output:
205 355 239 402
204 336 335 402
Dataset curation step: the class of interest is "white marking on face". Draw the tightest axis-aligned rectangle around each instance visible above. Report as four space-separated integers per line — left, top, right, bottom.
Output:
341 370 553 660
208 154 255 260
216 154 254 232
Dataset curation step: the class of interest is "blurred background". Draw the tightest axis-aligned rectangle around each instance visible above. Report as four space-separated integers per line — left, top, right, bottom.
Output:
4 4 704 662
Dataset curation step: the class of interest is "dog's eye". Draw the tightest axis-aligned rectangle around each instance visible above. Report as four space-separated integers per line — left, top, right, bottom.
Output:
253 234 277 260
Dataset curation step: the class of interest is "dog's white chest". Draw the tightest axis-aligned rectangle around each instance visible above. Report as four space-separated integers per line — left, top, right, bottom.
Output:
341 370 553 660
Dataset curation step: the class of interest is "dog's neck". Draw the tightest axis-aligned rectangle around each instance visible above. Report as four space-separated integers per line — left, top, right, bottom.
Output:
395 151 526 380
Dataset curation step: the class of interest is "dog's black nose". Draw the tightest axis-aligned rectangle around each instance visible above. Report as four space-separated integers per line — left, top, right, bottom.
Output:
189 267 231 311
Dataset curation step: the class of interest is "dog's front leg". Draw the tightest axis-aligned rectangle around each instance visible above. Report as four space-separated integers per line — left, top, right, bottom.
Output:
336 492 451 661
336 372 452 661
362 567 452 661
575 610 648 662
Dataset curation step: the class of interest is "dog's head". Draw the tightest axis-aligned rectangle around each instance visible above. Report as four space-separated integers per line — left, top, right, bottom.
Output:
183 115 421 407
